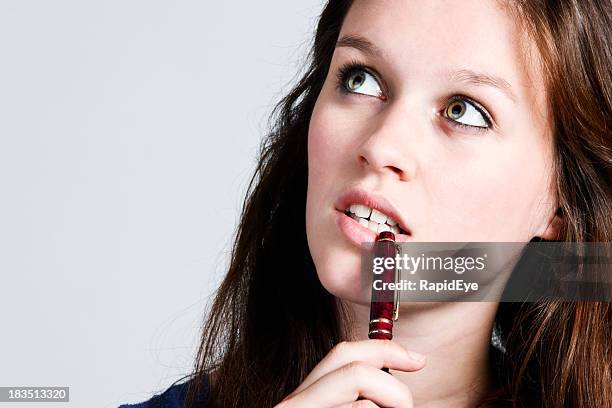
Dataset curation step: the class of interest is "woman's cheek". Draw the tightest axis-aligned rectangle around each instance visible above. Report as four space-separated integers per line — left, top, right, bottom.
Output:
306 100 338 256
306 100 369 304
420 151 522 241
309 97 357 158
306 103 339 226
307 98 359 202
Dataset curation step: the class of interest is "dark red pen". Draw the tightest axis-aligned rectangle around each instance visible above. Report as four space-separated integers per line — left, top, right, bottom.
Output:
368 231 399 373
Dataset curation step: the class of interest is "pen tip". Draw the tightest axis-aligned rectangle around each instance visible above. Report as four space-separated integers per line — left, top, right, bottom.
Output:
377 231 395 241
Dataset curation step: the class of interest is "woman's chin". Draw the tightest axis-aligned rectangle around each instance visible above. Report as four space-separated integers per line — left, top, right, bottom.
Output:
318 269 372 306
326 286 372 306
309 230 376 302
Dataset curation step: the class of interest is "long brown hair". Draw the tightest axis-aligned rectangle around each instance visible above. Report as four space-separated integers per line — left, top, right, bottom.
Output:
186 1 611 407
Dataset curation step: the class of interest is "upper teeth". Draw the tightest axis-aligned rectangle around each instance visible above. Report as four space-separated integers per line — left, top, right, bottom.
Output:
346 204 402 234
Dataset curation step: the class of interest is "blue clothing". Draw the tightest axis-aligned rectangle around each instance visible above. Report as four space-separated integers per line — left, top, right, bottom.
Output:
119 376 208 408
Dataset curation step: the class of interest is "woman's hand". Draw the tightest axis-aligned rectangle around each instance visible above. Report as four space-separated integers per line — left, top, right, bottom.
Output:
275 339 426 408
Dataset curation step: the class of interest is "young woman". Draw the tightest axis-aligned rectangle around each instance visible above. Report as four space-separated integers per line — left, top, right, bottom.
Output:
121 0 611 406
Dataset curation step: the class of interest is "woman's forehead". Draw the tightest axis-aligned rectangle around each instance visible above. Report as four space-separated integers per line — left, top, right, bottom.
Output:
338 0 543 97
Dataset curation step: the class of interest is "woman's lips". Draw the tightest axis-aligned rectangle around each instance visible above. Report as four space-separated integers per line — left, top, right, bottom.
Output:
335 209 411 249
334 187 412 236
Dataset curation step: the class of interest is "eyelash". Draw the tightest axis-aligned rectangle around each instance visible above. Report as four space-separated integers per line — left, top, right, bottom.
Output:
335 59 382 97
444 95 493 133
335 60 494 133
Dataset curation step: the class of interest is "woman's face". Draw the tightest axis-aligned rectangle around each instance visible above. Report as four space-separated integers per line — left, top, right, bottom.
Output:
305 0 560 302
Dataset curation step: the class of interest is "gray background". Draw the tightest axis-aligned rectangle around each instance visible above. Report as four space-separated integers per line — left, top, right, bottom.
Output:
0 1 323 406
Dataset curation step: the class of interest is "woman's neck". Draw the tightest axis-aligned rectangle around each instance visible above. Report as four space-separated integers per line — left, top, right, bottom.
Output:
346 301 499 408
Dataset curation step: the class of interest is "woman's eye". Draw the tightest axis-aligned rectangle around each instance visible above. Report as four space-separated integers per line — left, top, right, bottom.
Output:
444 98 490 128
338 66 383 98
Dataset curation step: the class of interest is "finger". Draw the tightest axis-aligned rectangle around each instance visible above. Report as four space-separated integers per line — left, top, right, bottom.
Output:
332 400 380 408
288 361 414 408
293 339 425 394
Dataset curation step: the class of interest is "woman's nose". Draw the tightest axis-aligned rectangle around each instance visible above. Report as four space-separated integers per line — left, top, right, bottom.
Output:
356 105 418 182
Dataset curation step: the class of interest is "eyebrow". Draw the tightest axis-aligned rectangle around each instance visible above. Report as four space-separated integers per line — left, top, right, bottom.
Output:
336 34 518 103
451 69 517 103
336 34 384 59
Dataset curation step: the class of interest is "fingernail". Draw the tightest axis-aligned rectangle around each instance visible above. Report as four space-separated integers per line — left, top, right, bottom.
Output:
407 350 425 362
